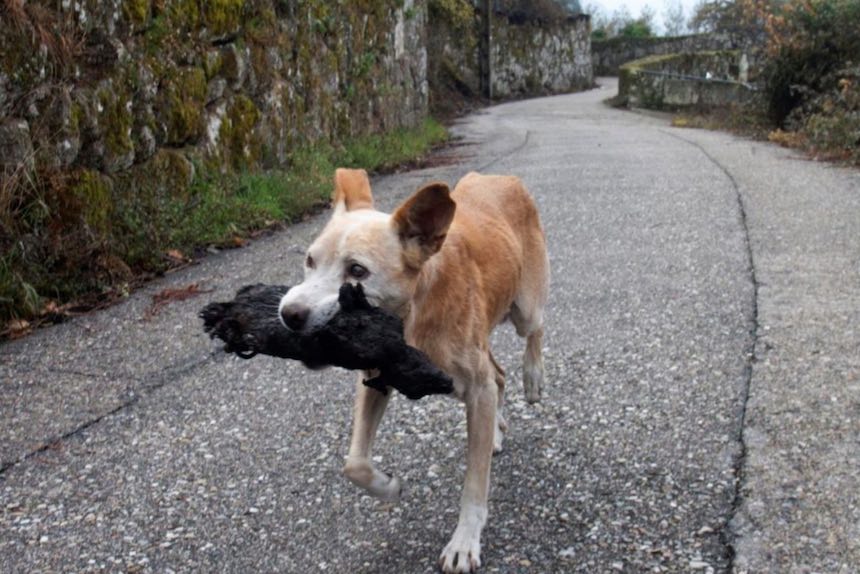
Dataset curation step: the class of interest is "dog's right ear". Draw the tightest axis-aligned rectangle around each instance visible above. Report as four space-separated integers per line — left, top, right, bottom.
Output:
392 182 456 270
333 168 374 212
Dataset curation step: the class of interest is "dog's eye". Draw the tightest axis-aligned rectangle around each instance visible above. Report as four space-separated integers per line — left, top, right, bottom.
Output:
348 263 369 279
305 254 315 269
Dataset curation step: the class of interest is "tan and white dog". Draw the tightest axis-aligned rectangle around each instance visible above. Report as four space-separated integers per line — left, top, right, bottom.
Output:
279 168 549 573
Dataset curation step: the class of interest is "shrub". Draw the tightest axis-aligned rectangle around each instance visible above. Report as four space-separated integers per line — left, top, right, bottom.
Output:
757 0 860 162
792 65 860 162
762 0 860 123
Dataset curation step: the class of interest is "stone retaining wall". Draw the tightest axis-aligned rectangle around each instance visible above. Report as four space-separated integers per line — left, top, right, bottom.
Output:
491 15 592 98
427 9 592 111
0 0 427 184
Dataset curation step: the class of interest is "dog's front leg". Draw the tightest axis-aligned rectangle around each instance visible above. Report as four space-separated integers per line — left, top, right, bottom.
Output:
342 376 401 501
440 381 497 573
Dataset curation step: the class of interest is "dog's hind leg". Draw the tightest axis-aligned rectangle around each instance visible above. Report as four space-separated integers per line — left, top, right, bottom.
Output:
510 289 547 405
522 327 544 404
489 351 507 454
511 231 548 405
342 376 401 502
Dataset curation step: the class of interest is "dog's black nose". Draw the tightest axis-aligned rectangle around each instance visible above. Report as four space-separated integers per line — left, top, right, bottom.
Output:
281 304 310 331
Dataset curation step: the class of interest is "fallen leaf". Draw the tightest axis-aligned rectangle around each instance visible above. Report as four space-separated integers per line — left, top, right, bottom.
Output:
40 300 60 316
145 283 213 319
7 319 30 336
166 249 188 262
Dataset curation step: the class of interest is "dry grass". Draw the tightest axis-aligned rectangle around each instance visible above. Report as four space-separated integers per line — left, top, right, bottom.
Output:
2 0 83 76
670 104 773 139
767 128 806 148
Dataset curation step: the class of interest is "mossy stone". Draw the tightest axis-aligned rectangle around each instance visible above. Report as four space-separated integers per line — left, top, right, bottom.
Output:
161 67 207 145
203 50 224 81
155 149 196 198
166 0 201 31
203 0 246 38
220 44 248 88
99 87 135 172
123 0 151 28
219 95 261 169
67 169 114 236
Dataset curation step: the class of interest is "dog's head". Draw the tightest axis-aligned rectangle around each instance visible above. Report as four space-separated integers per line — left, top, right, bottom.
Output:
278 168 455 332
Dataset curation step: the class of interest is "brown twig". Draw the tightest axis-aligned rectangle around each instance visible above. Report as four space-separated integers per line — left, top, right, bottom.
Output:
145 283 214 320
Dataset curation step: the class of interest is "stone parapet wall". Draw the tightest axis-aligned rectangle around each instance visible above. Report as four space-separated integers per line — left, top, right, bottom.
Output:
618 51 757 110
593 34 735 76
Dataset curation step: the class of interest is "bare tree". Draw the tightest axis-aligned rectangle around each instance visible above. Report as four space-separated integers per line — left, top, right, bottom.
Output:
610 4 633 34
584 2 611 37
688 0 772 45
639 4 657 30
663 0 687 36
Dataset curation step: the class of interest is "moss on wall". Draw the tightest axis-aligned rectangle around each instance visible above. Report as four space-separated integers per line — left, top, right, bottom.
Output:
123 0 151 28
98 86 135 169
0 0 434 323
202 0 247 36
67 169 114 237
220 95 262 170
161 66 208 145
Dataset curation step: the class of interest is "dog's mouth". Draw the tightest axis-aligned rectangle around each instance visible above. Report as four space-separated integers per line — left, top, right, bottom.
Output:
300 359 330 371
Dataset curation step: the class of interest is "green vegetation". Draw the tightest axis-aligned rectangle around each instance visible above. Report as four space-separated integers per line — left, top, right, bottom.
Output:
339 119 449 171
167 118 447 252
589 3 656 39
761 0 860 161
163 67 208 145
202 0 246 36
681 0 860 164
0 119 448 326
429 0 477 32
618 19 653 38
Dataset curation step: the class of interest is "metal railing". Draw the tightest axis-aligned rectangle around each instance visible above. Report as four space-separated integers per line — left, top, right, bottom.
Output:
636 68 757 90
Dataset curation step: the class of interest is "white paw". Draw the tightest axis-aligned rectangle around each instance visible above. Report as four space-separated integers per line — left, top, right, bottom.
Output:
439 529 482 573
375 474 402 502
523 364 543 404
493 427 504 454
493 413 507 455
343 458 402 502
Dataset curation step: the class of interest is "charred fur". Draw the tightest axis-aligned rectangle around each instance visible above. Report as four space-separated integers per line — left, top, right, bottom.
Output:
200 283 454 400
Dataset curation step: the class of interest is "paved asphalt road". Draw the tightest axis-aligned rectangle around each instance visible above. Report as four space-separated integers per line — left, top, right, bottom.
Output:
2 79 858 573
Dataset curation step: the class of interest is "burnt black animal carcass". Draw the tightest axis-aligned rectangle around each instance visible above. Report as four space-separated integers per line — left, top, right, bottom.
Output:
200 283 453 400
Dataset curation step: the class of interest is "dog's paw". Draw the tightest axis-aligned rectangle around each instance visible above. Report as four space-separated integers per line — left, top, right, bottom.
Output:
343 458 403 502
439 529 481 573
374 474 402 503
493 413 507 455
523 364 543 404
493 429 504 455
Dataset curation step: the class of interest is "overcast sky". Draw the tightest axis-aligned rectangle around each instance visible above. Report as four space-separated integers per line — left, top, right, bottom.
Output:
585 0 701 34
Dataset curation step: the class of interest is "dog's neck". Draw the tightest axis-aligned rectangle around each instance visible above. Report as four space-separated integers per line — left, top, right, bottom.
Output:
399 243 458 350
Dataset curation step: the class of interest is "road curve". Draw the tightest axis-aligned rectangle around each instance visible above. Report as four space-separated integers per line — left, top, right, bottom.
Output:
1 78 857 573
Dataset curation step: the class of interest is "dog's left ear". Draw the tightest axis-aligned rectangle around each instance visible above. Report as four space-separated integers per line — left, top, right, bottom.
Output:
392 182 456 269
333 168 374 212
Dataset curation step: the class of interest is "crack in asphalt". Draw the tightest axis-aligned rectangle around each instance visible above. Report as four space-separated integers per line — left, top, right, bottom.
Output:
0 353 219 477
661 129 761 571
477 129 532 172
